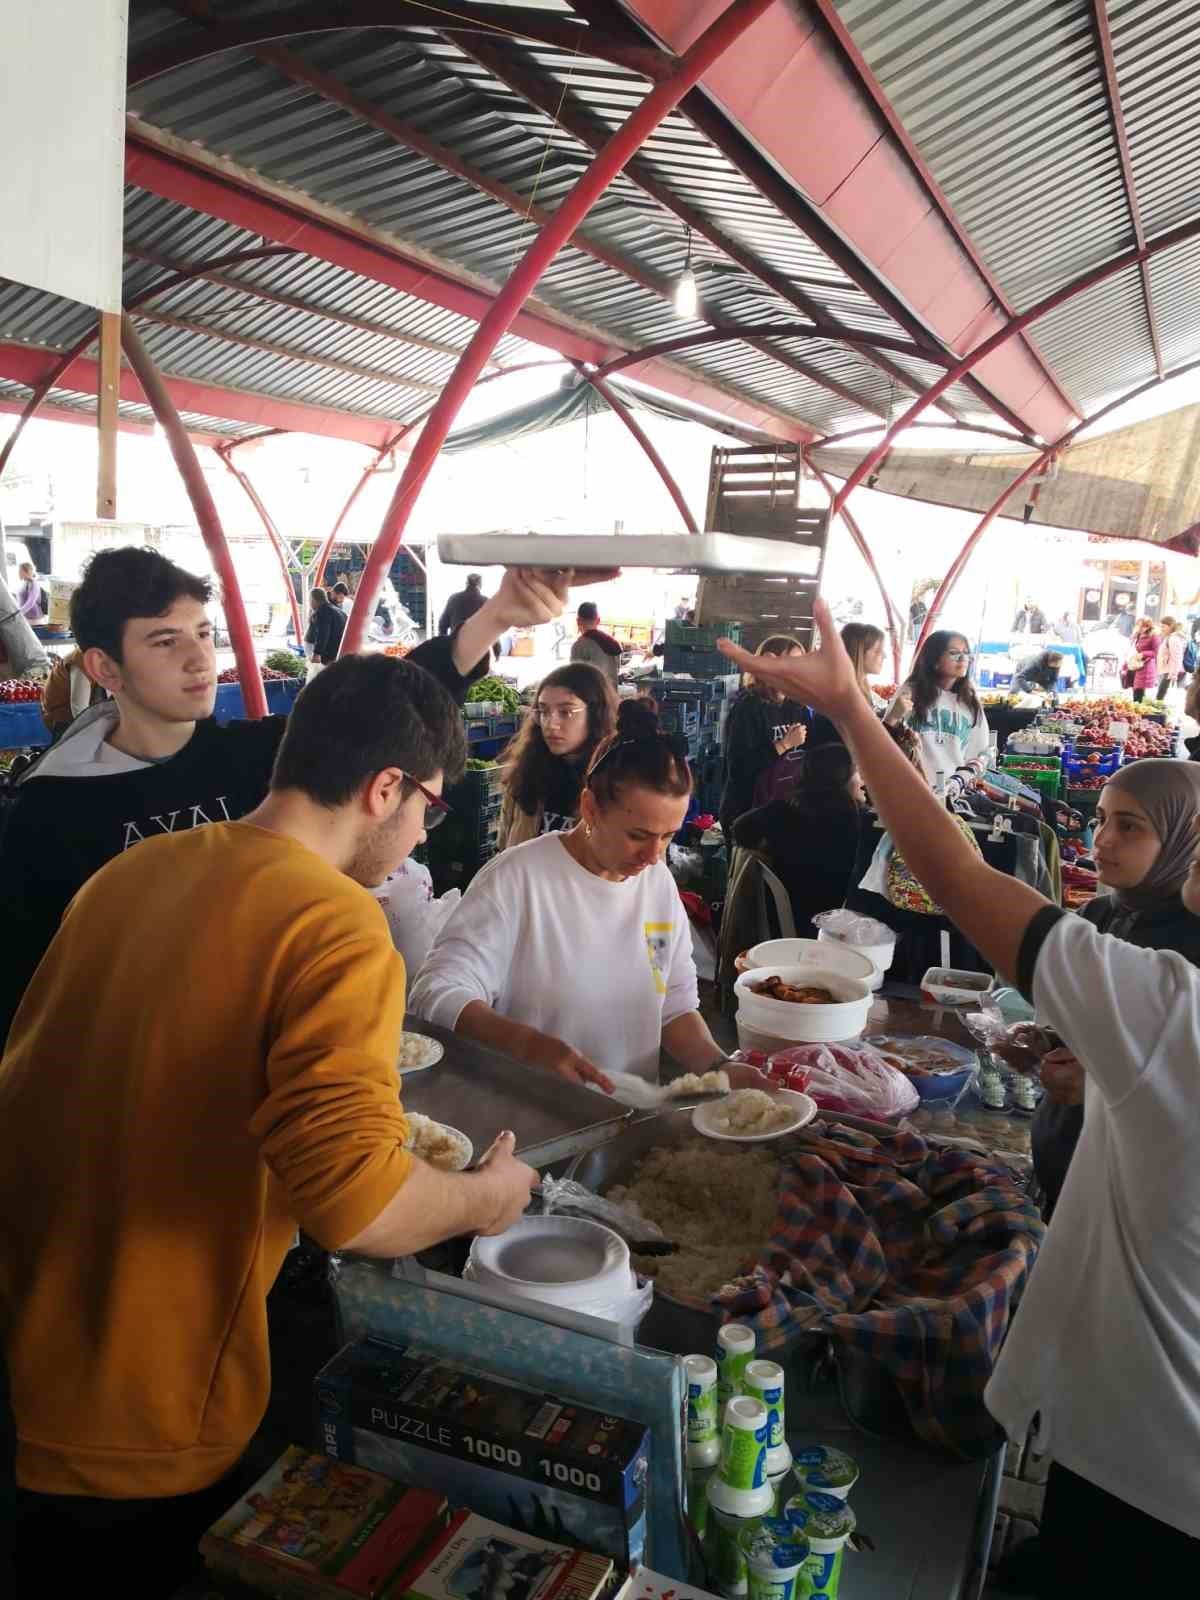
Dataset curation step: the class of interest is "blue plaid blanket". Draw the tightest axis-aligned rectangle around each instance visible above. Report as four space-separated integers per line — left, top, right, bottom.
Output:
721 1122 1044 1457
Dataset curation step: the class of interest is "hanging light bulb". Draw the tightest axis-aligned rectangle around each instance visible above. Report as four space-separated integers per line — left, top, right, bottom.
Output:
673 228 698 319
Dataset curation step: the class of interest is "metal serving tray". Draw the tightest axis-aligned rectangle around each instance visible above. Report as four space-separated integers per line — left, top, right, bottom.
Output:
437 531 821 577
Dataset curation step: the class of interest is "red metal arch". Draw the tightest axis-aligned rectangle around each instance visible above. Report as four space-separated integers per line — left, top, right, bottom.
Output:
127 2 672 91
571 363 700 533
803 450 903 681
595 321 949 382
121 316 268 719
214 441 307 646
343 0 779 657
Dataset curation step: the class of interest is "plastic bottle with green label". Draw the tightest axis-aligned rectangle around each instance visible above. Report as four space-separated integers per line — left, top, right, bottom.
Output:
686 1354 721 1470
717 1323 756 1409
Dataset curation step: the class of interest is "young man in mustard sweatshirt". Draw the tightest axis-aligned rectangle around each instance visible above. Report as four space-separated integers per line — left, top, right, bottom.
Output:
0 651 540 1592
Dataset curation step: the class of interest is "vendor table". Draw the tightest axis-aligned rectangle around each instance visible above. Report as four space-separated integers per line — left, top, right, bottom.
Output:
400 1013 631 1168
977 639 1086 689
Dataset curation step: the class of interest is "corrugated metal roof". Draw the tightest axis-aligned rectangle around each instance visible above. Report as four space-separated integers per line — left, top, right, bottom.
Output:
0 375 257 439
1109 0 1200 239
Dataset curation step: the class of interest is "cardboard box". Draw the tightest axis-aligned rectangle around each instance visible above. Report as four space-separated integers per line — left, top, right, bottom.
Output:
316 1339 649 1571
386 1509 612 1600
200 1446 448 1600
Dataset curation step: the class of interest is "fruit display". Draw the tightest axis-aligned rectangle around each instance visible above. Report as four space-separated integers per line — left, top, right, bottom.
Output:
216 666 292 684
0 678 44 702
1056 696 1177 762
382 642 410 658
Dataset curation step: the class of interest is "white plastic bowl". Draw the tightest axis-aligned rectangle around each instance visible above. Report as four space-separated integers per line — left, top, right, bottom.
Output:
466 1216 649 1333
817 928 896 991
744 937 876 989
735 965 872 1043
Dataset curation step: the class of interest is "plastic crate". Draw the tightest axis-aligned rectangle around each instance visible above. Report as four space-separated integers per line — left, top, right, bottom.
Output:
663 646 738 677
1063 749 1121 782
666 619 741 650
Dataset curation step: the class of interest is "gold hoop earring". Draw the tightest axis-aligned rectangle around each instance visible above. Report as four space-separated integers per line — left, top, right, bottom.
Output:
585 823 593 838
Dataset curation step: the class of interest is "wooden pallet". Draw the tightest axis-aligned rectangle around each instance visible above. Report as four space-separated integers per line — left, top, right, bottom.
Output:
697 445 828 649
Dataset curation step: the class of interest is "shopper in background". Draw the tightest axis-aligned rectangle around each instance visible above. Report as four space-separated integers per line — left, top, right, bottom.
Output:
412 698 726 1088
497 662 617 849
886 629 989 791
570 601 622 685
1054 611 1082 645
809 622 887 748
1125 615 1160 703
1012 649 1065 695
0 548 605 1045
330 581 353 614
1012 598 1048 634
1032 759 1200 1219
1 654 537 1594
15 563 43 624
719 635 810 836
732 742 864 937
40 648 104 738
1156 615 1186 700
719 602 1200 1592
439 572 487 635
305 586 347 674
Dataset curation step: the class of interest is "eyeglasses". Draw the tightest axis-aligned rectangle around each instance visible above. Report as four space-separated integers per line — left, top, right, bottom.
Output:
945 651 973 663
533 704 584 725
402 772 451 831
586 732 691 780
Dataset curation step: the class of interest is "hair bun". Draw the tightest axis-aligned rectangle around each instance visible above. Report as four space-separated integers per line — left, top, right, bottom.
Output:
616 696 660 739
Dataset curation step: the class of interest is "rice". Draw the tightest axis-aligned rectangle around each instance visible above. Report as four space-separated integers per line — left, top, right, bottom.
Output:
404 1112 471 1171
608 1141 780 1299
708 1088 794 1135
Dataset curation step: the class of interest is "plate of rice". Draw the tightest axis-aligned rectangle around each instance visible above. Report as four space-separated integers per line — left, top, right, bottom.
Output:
693 1087 817 1143
398 1032 444 1074
403 1112 473 1171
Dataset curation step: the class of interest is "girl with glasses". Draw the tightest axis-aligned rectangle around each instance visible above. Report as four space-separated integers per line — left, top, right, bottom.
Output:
411 698 728 1089
886 629 988 791
497 663 617 849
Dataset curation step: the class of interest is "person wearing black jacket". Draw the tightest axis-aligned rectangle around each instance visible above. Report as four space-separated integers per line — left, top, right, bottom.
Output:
305 587 347 666
439 573 487 635
718 635 810 839
732 743 864 937
1031 758 1200 1218
0 548 599 1044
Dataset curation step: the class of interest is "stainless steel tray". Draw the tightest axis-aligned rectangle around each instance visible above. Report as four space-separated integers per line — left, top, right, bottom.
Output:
437 531 821 577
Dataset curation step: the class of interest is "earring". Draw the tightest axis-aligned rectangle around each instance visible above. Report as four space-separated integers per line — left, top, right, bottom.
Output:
585 823 593 839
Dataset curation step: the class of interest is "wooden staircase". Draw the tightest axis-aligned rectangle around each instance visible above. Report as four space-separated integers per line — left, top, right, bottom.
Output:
696 444 828 650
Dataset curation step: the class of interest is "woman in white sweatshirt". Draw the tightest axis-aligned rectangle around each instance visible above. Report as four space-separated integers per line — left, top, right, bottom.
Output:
410 698 728 1089
887 630 989 791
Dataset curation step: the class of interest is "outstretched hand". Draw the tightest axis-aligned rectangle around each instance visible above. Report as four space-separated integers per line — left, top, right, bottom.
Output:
717 598 860 720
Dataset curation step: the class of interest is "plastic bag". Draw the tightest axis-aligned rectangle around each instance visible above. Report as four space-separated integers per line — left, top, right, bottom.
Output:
812 908 895 948
962 992 1060 1072
538 1176 665 1242
766 1040 919 1118
373 861 461 978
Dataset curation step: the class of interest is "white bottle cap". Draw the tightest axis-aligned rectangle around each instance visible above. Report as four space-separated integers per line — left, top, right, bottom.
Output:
718 1325 756 1356
686 1353 718 1387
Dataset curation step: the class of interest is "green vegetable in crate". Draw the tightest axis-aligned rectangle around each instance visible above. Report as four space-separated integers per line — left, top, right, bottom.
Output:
465 758 496 770
263 650 305 679
464 675 522 714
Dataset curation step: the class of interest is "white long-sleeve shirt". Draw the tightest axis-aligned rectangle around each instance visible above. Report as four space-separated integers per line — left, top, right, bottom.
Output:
986 909 1200 1539
409 833 699 1082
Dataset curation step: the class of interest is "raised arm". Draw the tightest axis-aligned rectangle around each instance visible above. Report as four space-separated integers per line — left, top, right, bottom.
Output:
719 603 1047 984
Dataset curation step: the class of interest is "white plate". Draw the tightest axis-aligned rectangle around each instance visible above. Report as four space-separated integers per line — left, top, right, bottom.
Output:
403 1114 474 1172
692 1088 818 1143
398 1032 444 1074
437 531 821 578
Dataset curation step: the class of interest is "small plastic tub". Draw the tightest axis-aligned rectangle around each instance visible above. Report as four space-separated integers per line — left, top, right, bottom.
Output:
920 967 995 1007
743 939 877 989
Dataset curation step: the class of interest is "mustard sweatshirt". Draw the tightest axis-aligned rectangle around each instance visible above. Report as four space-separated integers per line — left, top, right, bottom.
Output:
0 823 410 1498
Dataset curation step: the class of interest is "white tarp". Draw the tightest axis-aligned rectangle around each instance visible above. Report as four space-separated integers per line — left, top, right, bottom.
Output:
0 1 127 313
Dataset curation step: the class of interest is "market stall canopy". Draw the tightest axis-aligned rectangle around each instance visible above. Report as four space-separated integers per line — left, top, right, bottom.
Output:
3 0 1200 493
812 399 1200 553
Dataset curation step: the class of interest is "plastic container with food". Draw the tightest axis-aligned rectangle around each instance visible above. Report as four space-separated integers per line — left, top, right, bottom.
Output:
738 938 876 989
813 909 897 990
865 1034 977 1104
790 1446 859 1502
919 967 995 1007
739 1518 809 1600
735 966 872 1044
